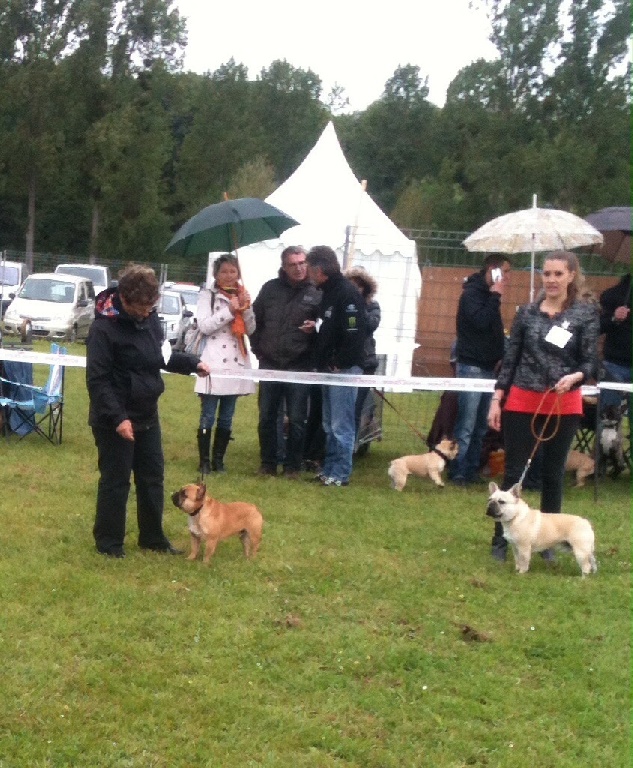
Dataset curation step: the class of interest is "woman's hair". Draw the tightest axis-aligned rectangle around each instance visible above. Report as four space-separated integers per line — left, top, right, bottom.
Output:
212 254 240 279
117 264 159 305
345 266 378 300
541 250 585 309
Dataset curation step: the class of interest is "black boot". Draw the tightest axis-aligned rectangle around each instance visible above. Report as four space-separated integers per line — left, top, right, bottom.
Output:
211 427 231 473
197 428 212 475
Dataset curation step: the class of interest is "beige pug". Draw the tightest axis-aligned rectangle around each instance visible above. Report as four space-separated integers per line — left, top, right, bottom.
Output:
486 482 597 576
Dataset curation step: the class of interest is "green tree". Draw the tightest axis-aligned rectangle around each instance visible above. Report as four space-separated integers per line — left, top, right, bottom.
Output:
173 60 264 222
343 65 440 214
254 59 328 181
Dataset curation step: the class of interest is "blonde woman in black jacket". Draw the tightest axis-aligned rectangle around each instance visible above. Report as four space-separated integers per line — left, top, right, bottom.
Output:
487 251 599 562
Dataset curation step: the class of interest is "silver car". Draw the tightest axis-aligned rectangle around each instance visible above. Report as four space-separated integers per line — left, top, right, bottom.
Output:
2 273 95 342
157 289 193 345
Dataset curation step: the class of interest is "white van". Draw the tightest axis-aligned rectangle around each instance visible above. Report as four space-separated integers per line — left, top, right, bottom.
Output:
0 260 29 316
54 263 112 296
3 273 96 342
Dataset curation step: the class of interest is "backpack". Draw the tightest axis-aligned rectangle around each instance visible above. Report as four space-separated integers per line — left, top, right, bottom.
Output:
182 291 215 356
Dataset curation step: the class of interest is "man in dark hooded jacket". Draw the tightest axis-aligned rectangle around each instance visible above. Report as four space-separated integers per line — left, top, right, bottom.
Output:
449 254 510 485
599 272 631 424
307 245 366 487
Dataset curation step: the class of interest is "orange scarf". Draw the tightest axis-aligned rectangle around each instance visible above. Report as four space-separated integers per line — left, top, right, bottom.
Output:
218 284 250 356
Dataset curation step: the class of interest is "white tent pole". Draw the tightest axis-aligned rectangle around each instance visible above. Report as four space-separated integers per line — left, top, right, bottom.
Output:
530 193 537 302
346 179 367 269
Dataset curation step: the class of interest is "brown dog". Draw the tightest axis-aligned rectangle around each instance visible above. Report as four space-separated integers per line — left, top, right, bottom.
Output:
171 483 263 564
388 438 459 491
565 449 595 487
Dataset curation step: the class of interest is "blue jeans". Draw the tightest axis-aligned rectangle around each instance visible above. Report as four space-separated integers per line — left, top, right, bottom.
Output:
258 380 310 471
199 394 237 431
321 367 361 483
449 363 495 481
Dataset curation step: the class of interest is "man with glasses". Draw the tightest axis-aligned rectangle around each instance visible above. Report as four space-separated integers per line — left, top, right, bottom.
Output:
251 246 321 478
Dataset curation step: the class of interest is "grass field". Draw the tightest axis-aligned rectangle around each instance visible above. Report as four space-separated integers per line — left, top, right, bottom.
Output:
0 344 630 767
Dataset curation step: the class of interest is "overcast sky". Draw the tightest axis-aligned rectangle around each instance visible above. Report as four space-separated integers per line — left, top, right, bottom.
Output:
175 0 498 111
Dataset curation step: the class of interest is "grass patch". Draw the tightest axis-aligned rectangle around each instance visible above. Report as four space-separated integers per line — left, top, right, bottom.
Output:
0 341 630 766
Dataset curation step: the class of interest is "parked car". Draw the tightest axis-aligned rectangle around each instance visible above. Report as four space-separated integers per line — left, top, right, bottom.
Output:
157 289 193 345
0 259 29 317
163 281 201 318
54 263 112 296
2 273 96 342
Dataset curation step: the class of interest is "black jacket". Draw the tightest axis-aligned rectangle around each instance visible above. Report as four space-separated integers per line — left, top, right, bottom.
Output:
313 273 366 371
599 274 631 367
363 298 381 373
86 288 200 429
495 300 599 393
250 270 321 370
455 271 505 369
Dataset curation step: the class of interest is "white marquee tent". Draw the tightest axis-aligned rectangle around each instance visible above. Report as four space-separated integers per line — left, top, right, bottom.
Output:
206 122 420 378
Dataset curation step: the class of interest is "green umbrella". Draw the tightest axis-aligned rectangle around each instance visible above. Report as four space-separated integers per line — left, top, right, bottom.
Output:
165 198 299 258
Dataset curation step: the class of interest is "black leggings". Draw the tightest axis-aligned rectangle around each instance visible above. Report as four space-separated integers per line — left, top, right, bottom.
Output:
493 410 580 544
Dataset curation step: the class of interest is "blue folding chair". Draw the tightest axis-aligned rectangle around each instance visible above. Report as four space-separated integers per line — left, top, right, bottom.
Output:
0 344 67 444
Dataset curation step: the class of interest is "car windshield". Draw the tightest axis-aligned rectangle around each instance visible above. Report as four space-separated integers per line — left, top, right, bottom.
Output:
20 279 75 303
158 294 180 315
0 265 19 285
56 266 103 284
179 290 199 306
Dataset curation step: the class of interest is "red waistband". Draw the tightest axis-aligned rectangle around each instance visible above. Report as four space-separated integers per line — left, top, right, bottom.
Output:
504 386 583 415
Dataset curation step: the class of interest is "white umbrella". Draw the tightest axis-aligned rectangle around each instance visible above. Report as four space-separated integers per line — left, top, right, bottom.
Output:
463 195 603 300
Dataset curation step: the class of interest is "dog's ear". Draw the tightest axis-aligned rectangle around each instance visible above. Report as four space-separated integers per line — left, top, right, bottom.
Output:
510 483 522 499
488 481 499 494
196 483 206 500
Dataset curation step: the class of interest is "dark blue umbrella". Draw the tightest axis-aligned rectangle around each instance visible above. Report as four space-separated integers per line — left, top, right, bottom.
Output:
165 198 299 258
584 207 632 264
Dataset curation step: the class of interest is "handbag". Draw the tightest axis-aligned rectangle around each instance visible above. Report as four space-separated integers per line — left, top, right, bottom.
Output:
183 291 215 356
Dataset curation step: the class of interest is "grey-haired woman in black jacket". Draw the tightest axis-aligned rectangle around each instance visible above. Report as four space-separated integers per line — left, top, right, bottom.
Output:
87 264 210 558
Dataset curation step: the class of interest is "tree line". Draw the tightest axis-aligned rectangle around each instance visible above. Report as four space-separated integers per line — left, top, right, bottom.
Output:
0 0 629 271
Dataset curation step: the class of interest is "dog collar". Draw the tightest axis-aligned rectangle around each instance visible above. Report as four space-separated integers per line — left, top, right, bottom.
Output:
432 447 451 462
186 502 205 517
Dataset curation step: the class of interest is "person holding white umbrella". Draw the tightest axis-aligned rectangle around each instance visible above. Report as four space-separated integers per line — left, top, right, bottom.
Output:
487 251 599 562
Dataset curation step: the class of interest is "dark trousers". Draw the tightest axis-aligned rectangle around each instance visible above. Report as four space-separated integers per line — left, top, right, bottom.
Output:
92 420 168 552
493 410 580 544
258 380 309 471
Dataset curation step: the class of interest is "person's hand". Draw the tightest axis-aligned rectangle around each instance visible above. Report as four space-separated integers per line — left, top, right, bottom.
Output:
488 400 502 432
299 319 316 333
240 290 251 308
554 372 583 394
116 419 134 441
228 296 241 314
196 362 211 377
490 281 504 296
613 305 630 322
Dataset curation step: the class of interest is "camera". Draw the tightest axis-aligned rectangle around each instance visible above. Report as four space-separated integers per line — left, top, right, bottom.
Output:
491 267 503 283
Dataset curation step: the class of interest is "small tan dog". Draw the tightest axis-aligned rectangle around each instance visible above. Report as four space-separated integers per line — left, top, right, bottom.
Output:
388 438 459 491
565 449 595 487
486 482 597 576
171 483 263 564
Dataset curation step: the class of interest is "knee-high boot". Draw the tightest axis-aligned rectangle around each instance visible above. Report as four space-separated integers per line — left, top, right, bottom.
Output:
211 427 231 473
197 428 212 475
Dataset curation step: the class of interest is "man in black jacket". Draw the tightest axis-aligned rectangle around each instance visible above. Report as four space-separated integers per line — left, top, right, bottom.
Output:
307 245 366 487
251 246 321 477
86 264 209 558
599 272 631 423
449 254 510 485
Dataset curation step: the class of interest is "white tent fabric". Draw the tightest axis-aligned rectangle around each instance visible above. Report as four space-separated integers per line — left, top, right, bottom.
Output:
206 122 420 379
